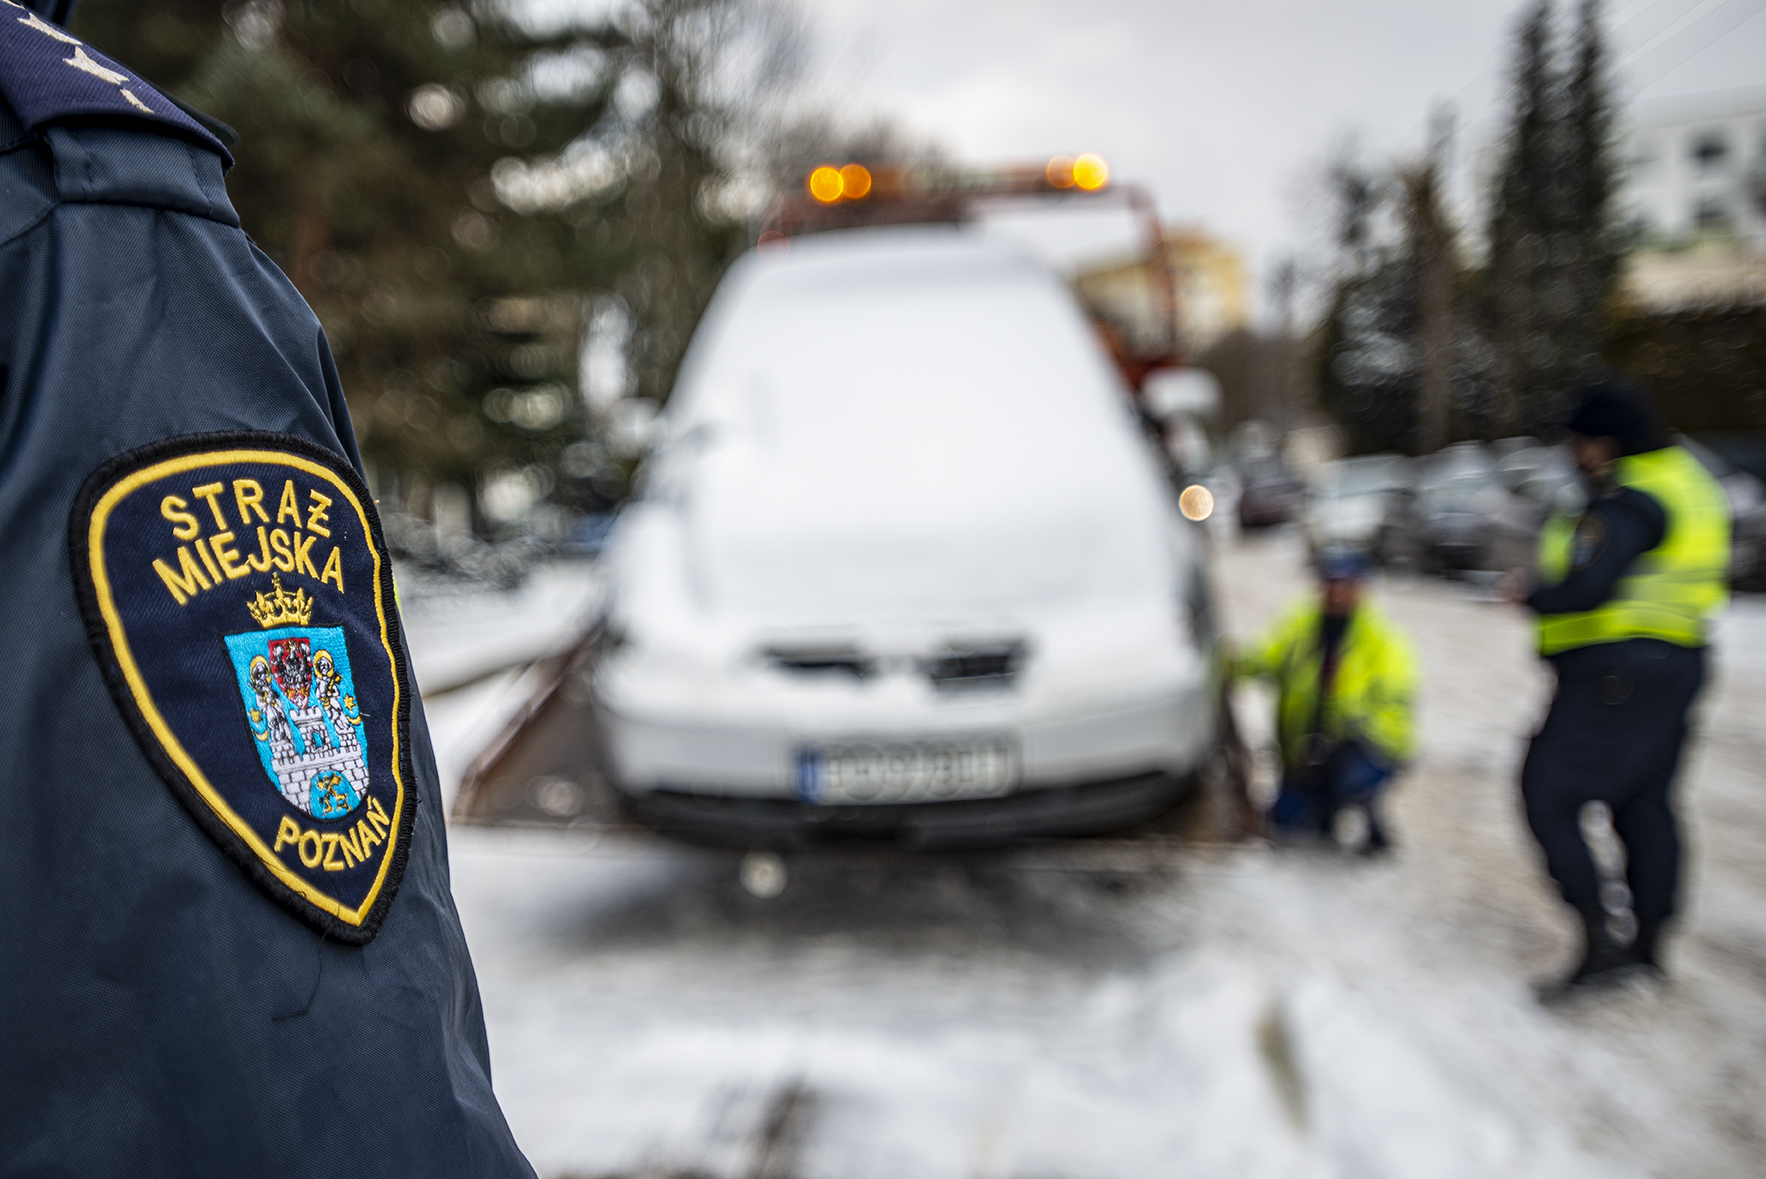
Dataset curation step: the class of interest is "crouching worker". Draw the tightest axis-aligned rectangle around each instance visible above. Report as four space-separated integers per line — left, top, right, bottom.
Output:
1233 547 1418 851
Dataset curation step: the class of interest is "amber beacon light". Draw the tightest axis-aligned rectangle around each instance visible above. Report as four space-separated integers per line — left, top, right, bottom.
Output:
807 163 875 204
1071 153 1109 190
839 164 872 198
1046 154 1109 191
808 165 845 203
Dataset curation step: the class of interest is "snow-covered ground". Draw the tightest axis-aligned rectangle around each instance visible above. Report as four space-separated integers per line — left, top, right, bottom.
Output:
399 559 603 697
399 559 604 809
422 533 1766 1179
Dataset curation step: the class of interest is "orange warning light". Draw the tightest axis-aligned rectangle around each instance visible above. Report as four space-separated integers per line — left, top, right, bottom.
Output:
1072 153 1109 190
1046 156 1076 188
839 164 872 199
808 165 844 203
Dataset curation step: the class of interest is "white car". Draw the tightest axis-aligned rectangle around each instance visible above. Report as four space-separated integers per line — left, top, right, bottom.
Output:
1301 453 1412 557
592 227 1222 848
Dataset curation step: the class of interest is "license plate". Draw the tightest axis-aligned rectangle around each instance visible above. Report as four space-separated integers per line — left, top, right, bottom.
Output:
794 738 1017 804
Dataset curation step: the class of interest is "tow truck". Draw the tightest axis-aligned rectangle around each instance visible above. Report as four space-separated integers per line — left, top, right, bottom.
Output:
449 155 1255 882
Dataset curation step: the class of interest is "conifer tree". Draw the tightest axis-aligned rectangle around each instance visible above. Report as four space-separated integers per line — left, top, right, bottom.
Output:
1564 0 1622 368
1408 109 1457 454
1486 0 1619 438
1487 0 1556 437
71 0 795 528
74 2 602 517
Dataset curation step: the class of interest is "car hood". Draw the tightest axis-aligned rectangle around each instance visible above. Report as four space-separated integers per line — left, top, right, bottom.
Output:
619 228 1186 633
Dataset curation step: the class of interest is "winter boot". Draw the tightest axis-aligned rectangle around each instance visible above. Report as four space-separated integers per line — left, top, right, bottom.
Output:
1536 908 1648 1004
1359 804 1394 857
1630 917 1670 975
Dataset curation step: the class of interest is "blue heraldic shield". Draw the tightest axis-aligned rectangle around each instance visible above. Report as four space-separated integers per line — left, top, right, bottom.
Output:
226 620 368 821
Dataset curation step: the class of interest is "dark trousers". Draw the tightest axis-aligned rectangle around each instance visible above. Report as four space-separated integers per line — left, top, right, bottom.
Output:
1521 640 1705 926
1271 740 1393 835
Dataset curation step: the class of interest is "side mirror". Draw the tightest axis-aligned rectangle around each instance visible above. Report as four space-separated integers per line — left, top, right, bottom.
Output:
606 398 662 457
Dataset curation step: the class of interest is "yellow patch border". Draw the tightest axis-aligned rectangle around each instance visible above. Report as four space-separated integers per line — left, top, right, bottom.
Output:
85 447 404 927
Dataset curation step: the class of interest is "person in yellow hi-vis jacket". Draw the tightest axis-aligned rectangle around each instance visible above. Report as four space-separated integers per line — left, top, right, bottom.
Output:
1502 376 1729 1000
1233 547 1419 853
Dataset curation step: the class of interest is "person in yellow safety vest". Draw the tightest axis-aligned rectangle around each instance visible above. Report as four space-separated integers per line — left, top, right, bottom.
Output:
1501 376 1729 1001
1233 546 1418 853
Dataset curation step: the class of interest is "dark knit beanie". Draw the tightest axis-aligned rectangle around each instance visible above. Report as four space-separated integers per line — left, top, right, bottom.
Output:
1562 375 1669 456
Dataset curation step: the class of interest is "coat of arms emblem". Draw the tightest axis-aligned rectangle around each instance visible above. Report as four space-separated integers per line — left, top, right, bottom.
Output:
70 432 414 943
224 576 369 821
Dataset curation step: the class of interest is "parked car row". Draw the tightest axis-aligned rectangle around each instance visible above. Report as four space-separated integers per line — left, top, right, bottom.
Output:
1301 453 1412 557
1361 442 1584 577
382 510 552 591
1262 436 1766 591
1681 437 1766 591
1234 453 1309 529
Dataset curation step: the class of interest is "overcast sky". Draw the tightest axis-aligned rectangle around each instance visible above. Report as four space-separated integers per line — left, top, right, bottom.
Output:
792 0 1766 315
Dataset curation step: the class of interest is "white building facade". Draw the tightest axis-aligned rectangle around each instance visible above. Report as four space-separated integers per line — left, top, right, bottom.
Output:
1622 86 1766 243
1619 86 1766 309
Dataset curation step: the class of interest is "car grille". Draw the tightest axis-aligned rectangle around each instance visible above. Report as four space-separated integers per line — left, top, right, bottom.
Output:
761 638 1026 690
922 641 1024 690
763 645 874 678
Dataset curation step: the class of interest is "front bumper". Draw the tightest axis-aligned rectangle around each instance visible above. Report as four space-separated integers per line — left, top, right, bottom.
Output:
622 769 1198 850
599 664 1218 797
593 615 1219 850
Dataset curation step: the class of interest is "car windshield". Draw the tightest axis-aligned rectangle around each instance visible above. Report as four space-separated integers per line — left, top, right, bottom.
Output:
652 229 1178 622
1317 457 1404 498
1240 456 1291 484
1423 472 1491 510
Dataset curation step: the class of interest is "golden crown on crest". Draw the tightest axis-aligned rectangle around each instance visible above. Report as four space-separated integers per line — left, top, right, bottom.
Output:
248 575 314 628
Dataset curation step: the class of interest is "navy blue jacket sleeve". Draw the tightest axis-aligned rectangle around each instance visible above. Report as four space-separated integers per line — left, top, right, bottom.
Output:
0 75 533 1179
1526 487 1667 616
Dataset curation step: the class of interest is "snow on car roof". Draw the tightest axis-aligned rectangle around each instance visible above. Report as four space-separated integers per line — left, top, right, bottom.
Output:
644 225 1183 622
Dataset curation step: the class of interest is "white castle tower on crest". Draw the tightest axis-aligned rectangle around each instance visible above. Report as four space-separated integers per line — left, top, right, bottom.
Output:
244 577 371 819
263 666 369 816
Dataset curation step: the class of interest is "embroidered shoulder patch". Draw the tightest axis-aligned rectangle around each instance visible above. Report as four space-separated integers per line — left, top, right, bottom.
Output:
69 432 413 943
